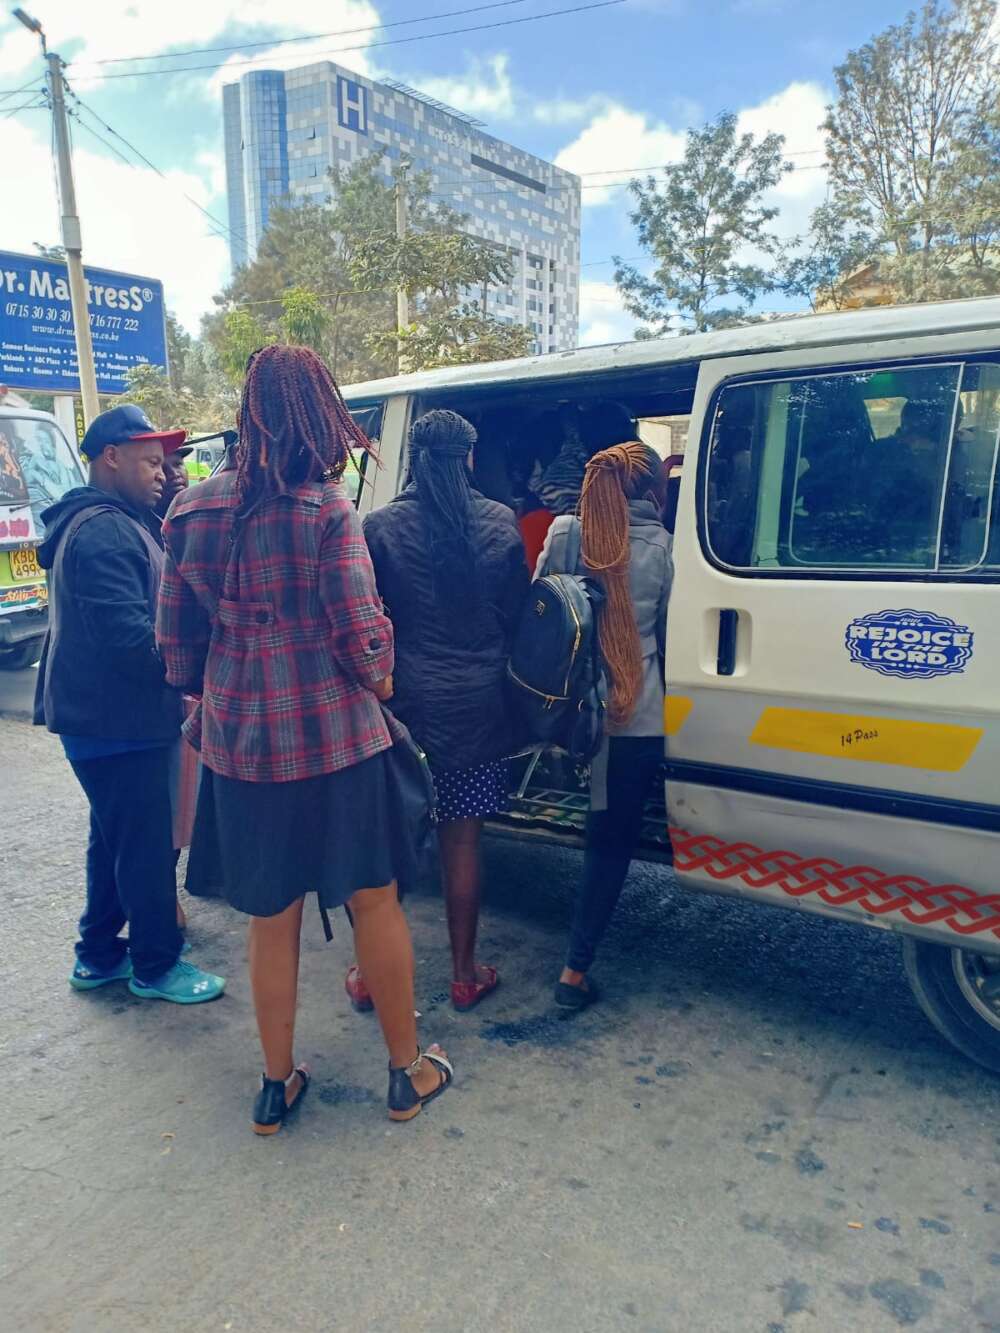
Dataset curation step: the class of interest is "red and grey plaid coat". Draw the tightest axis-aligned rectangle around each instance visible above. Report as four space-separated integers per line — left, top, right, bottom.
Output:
157 471 394 783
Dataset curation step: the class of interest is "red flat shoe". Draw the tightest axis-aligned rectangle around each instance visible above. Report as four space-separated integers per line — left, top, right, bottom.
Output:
451 965 500 1013
345 964 374 1013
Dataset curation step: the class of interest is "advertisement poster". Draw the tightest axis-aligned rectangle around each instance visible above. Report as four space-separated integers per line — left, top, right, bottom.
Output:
0 250 167 395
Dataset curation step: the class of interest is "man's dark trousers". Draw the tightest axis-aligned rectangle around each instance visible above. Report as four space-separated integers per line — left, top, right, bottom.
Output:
70 745 182 984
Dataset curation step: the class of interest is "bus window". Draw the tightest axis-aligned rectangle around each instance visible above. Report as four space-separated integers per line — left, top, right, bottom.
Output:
346 402 383 507
704 360 1000 577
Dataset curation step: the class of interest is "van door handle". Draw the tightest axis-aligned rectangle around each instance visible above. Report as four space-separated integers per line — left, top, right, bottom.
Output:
717 609 738 676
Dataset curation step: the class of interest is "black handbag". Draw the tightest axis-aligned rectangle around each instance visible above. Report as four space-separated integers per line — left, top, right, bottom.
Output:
378 703 438 891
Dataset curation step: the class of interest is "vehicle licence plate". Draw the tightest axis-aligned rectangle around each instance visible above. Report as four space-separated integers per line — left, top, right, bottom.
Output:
9 547 42 581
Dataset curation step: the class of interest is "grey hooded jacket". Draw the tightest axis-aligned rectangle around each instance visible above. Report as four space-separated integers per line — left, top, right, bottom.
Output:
535 498 673 738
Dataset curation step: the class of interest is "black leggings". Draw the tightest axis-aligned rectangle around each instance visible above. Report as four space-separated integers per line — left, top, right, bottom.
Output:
565 735 664 974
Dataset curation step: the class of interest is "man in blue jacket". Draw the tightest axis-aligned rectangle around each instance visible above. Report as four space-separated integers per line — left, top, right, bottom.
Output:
35 404 224 1005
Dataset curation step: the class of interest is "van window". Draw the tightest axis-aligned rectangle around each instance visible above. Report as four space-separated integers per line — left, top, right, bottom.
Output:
704 361 1000 576
0 416 83 538
346 402 383 507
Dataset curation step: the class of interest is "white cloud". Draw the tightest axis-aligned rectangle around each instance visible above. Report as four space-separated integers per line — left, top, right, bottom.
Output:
0 115 228 333
406 54 515 120
557 80 830 224
204 20 380 98
196 149 228 199
0 2 381 75
555 105 686 205
577 280 635 346
737 80 830 241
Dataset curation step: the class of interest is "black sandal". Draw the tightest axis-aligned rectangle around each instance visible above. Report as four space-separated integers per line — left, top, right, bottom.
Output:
554 977 601 1010
252 1065 310 1136
387 1046 453 1122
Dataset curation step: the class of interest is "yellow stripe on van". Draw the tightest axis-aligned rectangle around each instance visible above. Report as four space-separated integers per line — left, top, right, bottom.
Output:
664 695 694 736
749 707 983 773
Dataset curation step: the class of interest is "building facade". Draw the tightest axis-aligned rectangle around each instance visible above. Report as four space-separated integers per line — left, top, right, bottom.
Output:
223 61 581 353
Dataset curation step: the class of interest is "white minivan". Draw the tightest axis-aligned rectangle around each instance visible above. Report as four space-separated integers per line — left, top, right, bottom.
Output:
0 395 86 669
342 297 1000 1071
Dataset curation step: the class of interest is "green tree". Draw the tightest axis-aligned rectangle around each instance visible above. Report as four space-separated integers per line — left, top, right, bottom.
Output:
825 0 1000 301
217 307 274 386
165 312 193 393
205 151 533 381
368 303 535 371
614 112 791 335
124 362 201 432
278 285 331 351
782 200 882 310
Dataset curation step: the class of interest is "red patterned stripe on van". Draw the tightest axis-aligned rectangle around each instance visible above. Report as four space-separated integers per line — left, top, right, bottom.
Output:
668 827 1000 940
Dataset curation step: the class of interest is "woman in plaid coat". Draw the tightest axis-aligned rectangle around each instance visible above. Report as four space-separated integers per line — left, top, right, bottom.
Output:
157 346 453 1134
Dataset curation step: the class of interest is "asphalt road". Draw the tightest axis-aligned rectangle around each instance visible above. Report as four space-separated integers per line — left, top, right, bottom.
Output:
0 663 35 721
2 717 999 1333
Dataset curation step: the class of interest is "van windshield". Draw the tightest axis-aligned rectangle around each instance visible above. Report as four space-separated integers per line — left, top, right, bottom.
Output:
0 417 83 541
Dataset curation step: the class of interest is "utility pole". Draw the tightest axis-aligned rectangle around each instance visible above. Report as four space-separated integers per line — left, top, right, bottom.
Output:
14 9 100 426
394 158 410 373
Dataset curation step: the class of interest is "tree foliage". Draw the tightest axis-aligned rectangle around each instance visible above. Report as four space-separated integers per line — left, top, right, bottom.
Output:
614 113 791 335
205 151 533 380
782 200 881 310
368 303 535 370
824 0 1000 301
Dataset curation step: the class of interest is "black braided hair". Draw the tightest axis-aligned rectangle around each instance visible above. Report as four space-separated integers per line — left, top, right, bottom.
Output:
409 409 481 607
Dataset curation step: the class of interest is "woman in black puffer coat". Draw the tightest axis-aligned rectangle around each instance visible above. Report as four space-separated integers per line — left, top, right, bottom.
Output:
349 410 529 1013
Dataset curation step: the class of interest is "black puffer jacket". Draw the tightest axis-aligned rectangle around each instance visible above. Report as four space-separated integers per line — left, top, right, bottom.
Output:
33 486 180 740
363 486 529 771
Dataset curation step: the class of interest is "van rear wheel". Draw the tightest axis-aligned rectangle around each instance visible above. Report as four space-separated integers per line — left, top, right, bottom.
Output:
0 636 44 671
902 937 1000 1074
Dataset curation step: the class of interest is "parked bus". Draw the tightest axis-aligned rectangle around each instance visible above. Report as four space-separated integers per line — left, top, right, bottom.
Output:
342 296 1000 1072
0 394 86 669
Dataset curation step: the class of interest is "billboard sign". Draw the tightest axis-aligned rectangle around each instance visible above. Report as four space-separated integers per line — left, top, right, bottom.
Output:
0 250 166 395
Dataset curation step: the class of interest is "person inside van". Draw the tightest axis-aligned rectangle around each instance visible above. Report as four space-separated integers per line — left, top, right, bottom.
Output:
535 401 637 518
535 440 672 1009
352 409 529 1013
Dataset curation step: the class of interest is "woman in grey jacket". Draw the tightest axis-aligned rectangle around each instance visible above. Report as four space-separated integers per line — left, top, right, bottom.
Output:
535 440 672 1007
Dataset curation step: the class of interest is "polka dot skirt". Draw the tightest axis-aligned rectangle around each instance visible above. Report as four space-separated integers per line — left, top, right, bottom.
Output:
431 760 510 824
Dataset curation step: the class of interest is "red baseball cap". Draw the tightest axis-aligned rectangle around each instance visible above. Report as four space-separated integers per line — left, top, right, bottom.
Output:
81 404 187 460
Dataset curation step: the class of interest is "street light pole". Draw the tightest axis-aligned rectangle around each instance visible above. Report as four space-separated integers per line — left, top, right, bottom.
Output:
14 9 100 426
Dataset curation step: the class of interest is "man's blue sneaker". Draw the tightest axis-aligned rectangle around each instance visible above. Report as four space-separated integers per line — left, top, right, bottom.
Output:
128 960 226 1005
70 956 133 990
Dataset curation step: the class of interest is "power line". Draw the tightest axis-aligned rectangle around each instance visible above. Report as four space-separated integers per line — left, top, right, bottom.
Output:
0 75 45 105
71 0 535 67
65 86 254 253
2 95 47 121
78 0 627 81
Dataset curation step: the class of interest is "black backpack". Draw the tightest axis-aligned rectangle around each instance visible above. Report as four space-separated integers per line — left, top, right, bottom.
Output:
507 519 607 762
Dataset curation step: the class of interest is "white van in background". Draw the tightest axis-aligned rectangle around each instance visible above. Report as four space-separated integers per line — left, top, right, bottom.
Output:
0 391 86 669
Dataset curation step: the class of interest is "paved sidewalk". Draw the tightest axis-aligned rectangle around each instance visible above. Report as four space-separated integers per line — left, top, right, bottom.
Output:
2 720 999 1332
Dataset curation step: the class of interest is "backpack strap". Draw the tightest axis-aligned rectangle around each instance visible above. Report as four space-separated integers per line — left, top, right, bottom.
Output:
564 514 582 574
546 515 582 577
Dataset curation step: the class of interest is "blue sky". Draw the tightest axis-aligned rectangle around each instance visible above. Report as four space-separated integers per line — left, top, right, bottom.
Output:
0 0 913 342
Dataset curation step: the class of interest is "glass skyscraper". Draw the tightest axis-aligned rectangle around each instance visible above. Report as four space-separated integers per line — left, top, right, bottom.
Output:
223 60 581 353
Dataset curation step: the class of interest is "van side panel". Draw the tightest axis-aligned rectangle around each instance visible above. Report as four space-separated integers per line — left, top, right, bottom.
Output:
666 341 1000 957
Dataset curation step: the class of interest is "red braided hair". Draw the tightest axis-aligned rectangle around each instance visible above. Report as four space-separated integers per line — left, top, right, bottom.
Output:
235 344 374 511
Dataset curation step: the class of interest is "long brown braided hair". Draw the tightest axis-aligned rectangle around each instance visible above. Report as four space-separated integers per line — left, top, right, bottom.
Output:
579 440 662 726
235 344 372 514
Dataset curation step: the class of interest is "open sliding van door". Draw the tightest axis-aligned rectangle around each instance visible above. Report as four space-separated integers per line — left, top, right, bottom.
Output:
663 337 1000 1069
